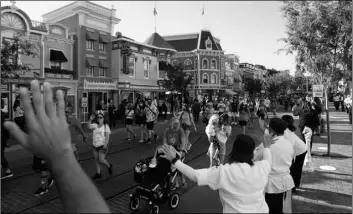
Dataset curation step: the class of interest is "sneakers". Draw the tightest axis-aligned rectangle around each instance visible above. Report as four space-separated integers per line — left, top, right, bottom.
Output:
48 177 54 187
34 187 48 196
139 140 144 143
1 171 13 180
92 172 102 180
108 164 113 175
146 139 152 145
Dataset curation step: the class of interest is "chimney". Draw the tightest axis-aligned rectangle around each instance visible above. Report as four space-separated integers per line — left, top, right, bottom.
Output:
115 32 122 38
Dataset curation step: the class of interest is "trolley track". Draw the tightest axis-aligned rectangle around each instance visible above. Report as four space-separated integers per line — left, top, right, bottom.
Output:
14 135 206 213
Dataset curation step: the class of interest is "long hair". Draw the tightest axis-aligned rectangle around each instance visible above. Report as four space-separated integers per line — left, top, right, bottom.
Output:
169 117 180 129
281 115 296 132
227 134 255 166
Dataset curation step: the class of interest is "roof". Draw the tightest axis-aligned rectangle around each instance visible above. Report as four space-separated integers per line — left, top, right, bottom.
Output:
198 30 219 51
216 43 222 51
144 32 176 51
166 38 199 52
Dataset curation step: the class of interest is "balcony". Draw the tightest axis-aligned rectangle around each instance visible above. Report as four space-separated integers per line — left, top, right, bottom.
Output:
44 67 76 79
31 20 47 32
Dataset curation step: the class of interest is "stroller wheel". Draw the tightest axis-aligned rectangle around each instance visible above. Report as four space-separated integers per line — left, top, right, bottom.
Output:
149 205 159 214
169 193 180 209
129 197 140 211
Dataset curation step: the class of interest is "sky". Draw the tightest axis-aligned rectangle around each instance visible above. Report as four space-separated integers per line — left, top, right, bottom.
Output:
2 1 296 74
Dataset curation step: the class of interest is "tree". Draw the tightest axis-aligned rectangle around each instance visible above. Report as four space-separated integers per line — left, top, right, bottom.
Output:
1 33 37 78
243 79 263 98
265 68 281 77
264 72 295 98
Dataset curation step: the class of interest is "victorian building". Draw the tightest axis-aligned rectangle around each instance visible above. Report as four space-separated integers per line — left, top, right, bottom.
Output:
1 4 48 119
162 29 225 100
42 1 120 123
224 54 242 95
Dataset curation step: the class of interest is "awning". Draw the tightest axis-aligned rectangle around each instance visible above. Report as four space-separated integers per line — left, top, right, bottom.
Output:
99 60 109 68
225 89 237 95
86 58 98 67
50 50 68 62
86 31 98 41
99 34 109 43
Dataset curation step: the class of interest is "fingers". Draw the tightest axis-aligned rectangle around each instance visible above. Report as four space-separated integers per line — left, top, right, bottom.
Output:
4 121 29 149
56 90 66 121
20 86 39 132
43 82 57 120
31 80 47 121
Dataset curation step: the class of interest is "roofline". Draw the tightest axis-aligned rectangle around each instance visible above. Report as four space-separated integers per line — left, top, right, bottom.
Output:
163 33 199 41
113 38 177 53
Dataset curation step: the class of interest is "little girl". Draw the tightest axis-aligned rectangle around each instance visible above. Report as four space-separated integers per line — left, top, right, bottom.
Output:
206 114 220 167
217 114 232 165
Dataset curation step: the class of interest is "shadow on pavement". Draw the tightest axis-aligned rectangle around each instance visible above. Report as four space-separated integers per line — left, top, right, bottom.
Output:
292 197 351 213
302 170 352 184
312 152 352 159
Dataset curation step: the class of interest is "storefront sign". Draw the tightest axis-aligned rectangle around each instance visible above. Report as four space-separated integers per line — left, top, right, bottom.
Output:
2 78 45 84
81 97 88 108
313 85 324 97
83 80 117 91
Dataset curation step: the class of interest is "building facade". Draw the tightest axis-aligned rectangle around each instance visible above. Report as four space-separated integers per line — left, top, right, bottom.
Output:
224 54 242 95
42 1 120 122
1 5 48 119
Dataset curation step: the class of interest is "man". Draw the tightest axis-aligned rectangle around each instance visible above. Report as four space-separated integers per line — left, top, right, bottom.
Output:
264 98 271 117
1 99 13 179
145 99 159 144
217 100 226 116
192 98 201 122
66 107 87 162
107 99 117 129
333 94 340 110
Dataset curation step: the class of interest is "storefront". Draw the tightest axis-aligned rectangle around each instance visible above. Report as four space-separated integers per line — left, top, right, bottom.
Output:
79 80 118 123
48 80 78 115
117 82 165 104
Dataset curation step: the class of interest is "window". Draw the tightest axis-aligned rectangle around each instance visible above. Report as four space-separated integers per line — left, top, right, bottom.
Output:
86 40 94 50
211 73 217 84
211 59 217 69
128 57 136 77
86 67 94 76
202 59 208 69
99 67 106 77
195 58 198 69
205 37 212 50
50 61 62 69
184 59 192 69
202 73 209 84
144 59 149 78
172 60 179 66
99 42 106 52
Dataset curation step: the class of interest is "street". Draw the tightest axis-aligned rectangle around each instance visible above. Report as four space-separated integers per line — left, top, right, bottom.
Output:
1 104 352 213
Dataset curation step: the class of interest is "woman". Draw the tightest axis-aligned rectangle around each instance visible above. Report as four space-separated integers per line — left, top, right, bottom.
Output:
203 103 214 125
13 99 25 131
247 98 255 128
135 99 148 143
160 134 274 213
206 114 221 167
265 118 295 214
178 103 197 150
238 103 250 134
125 103 136 141
210 114 232 166
282 115 307 192
88 113 113 179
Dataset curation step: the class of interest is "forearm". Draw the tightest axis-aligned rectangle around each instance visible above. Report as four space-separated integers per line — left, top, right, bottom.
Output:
262 148 272 165
87 120 92 129
174 160 197 182
50 154 110 213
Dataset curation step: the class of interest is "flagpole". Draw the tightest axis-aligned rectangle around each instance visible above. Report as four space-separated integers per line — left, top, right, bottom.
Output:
154 1 157 33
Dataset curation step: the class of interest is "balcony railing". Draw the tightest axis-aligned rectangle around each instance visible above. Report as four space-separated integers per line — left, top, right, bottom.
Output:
44 67 76 79
31 20 47 32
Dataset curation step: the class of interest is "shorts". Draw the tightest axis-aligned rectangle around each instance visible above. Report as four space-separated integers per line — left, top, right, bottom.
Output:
93 145 107 152
181 123 191 131
136 116 146 125
239 120 247 126
125 118 133 125
146 121 155 130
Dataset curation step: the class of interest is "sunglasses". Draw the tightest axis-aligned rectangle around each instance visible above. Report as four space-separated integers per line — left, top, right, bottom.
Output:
97 117 103 119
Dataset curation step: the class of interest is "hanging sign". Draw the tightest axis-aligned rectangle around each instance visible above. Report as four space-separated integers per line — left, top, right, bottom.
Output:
312 85 324 98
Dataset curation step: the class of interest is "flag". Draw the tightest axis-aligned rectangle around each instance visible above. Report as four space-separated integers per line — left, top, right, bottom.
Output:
202 5 204 15
153 7 157 16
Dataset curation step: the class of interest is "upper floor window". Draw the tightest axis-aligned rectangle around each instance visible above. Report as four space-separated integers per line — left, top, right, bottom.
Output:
184 59 192 69
99 42 106 52
86 67 94 76
128 57 136 77
202 59 208 69
50 61 62 69
86 40 94 50
99 67 106 77
172 60 179 66
202 73 209 84
211 59 217 69
211 73 217 84
144 59 149 78
205 37 212 50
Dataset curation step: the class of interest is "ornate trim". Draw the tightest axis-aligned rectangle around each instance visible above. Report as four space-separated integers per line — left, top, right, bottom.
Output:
83 79 117 90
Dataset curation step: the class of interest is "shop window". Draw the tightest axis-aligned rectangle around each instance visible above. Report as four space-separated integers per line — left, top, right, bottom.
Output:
202 59 208 69
211 73 217 84
128 57 136 77
66 95 75 114
86 66 94 76
203 73 209 84
50 61 62 69
144 60 149 79
86 40 94 50
99 42 106 52
99 67 106 77
211 59 217 69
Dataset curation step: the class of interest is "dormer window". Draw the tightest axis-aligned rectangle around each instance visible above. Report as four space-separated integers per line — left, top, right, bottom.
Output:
205 37 212 50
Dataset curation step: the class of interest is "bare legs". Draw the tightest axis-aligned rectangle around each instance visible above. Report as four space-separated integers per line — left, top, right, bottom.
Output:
93 149 110 174
126 124 135 139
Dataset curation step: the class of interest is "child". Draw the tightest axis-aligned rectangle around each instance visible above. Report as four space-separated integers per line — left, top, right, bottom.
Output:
302 126 314 172
217 114 232 164
205 114 221 167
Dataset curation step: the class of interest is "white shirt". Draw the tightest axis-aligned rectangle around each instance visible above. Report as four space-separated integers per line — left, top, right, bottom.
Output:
188 160 271 213
284 129 307 157
125 109 135 119
266 136 295 194
91 124 111 147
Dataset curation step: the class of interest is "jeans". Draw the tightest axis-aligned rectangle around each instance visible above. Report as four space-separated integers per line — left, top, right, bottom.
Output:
290 152 306 188
109 114 116 129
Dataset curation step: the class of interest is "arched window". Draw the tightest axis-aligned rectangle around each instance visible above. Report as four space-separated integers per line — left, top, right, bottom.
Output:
211 59 217 69
211 73 217 84
184 59 192 69
202 73 209 84
202 58 208 69
172 60 179 66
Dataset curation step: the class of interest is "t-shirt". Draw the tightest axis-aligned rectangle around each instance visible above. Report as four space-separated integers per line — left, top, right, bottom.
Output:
218 103 226 113
264 99 271 107
164 128 185 149
91 124 111 148
125 109 135 119
145 105 158 122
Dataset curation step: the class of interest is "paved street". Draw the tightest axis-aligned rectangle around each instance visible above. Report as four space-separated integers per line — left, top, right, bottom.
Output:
1 104 352 213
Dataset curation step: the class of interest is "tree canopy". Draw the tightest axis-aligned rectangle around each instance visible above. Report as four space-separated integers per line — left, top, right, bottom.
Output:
1 33 37 78
264 72 296 99
159 61 191 93
243 78 263 98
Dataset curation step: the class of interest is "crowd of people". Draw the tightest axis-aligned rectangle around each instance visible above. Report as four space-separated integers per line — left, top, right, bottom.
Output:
1 80 352 213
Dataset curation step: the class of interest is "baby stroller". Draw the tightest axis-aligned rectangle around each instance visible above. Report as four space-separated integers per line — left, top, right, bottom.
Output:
129 151 186 214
